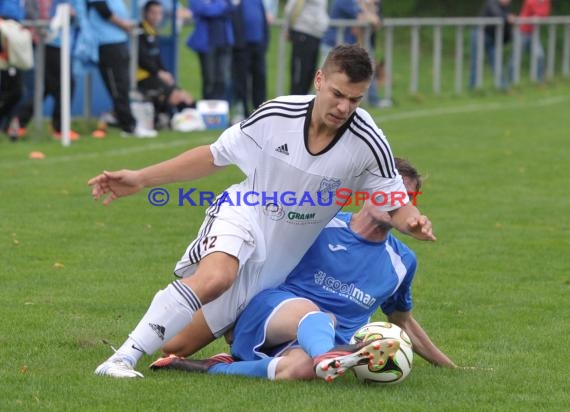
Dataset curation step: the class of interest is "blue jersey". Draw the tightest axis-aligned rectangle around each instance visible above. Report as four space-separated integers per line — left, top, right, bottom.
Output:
279 212 415 341
230 211 416 360
87 0 129 45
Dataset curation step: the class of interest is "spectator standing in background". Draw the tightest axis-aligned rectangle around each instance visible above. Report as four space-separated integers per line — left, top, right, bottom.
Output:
186 0 235 102
88 0 157 137
511 0 551 83
321 0 379 55
17 0 82 141
358 0 386 107
230 0 268 122
321 0 361 59
0 0 25 142
10 0 52 140
284 0 329 95
469 0 515 89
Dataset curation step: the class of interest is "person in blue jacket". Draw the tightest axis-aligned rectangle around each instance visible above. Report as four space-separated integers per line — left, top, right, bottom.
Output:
230 0 268 120
88 0 157 137
186 0 235 102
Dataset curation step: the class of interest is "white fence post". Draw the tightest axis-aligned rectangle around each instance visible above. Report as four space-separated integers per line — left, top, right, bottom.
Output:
410 25 420 94
476 25 485 88
494 23 503 88
547 24 556 80
530 27 540 81
454 25 463 94
383 25 394 102
562 23 570 77
60 3 71 147
512 24 521 85
33 28 45 132
276 25 287 97
433 25 442 94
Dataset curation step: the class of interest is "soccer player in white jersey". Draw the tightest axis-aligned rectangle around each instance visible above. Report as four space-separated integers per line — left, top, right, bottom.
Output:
89 45 436 378
151 159 456 381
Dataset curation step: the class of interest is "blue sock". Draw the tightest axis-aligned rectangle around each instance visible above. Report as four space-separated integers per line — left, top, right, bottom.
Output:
209 357 274 379
297 311 335 357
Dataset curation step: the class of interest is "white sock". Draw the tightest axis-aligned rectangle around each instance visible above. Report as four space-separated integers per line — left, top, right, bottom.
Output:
112 280 201 366
267 357 283 381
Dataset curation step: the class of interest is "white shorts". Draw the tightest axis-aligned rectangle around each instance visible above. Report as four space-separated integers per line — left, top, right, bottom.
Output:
201 261 264 337
173 200 266 336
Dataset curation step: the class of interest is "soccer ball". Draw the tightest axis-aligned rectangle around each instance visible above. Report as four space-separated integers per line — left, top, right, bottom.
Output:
350 321 413 384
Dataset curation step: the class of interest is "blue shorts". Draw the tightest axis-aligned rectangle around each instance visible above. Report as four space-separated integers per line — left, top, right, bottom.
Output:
230 288 349 361
230 288 306 361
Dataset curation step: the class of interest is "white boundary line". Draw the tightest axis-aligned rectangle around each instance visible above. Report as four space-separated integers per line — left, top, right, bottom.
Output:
0 136 217 168
1 95 567 169
375 95 567 123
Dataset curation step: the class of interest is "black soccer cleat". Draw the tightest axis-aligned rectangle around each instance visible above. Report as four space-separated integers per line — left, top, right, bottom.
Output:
150 353 234 373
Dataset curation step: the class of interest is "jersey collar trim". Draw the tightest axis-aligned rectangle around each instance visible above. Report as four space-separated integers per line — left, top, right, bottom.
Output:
303 98 355 156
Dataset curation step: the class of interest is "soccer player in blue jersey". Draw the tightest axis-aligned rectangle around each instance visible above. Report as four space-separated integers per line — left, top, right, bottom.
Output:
151 158 456 381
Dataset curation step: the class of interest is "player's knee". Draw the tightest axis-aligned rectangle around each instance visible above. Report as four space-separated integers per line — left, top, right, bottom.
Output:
184 257 238 302
206 266 237 291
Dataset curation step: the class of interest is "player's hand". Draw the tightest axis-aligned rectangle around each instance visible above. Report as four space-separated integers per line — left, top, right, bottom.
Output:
407 215 436 241
88 170 144 206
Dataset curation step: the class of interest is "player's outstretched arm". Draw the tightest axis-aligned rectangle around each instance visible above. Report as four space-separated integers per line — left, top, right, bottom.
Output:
88 145 223 205
389 203 436 241
88 169 144 206
388 311 456 368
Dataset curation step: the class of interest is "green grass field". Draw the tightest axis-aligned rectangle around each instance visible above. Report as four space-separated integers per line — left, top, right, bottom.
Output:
1 29 570 410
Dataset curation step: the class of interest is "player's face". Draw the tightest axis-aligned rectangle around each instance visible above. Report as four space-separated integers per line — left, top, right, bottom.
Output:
146 5 164 27
313 70 369 130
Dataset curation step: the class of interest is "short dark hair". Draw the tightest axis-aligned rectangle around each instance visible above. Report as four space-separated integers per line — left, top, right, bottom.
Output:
143 0 162 15
395 157 422 192
321 44 373 83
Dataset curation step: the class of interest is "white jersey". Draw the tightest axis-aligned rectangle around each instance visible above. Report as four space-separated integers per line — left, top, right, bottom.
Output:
177 95 407 334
